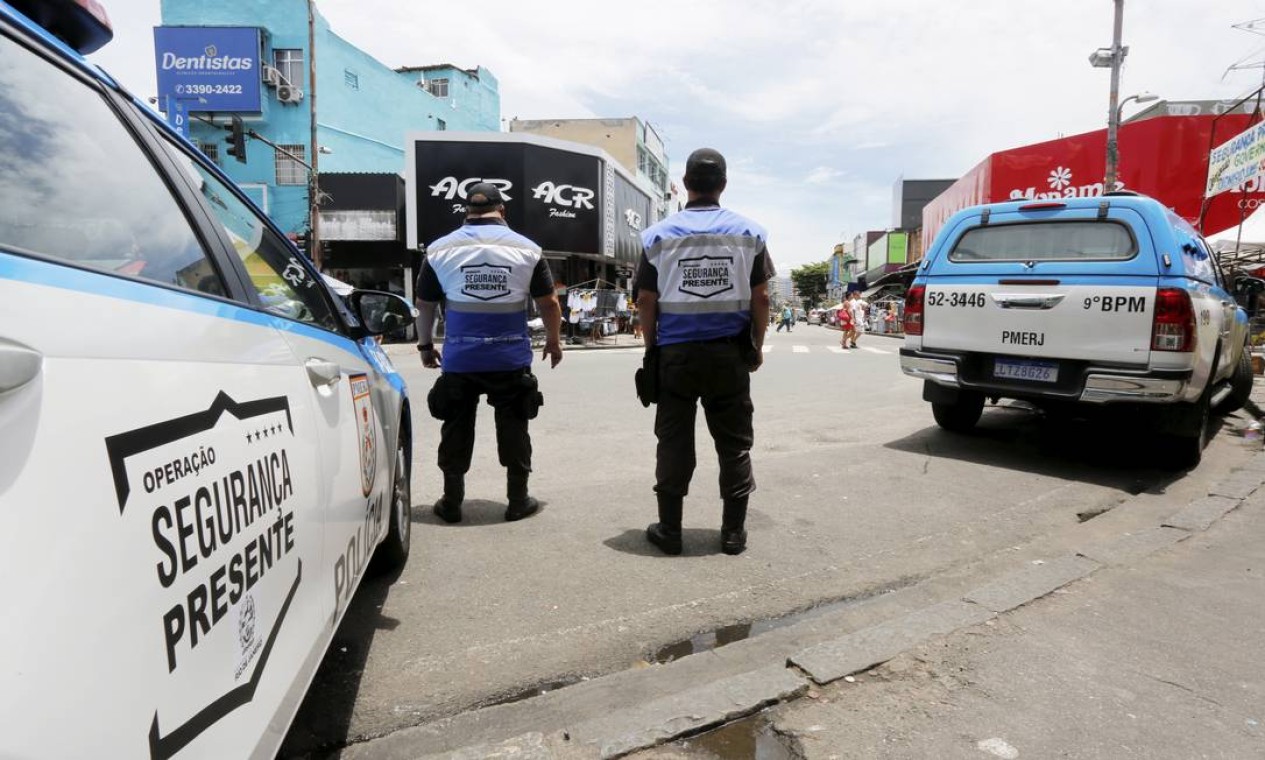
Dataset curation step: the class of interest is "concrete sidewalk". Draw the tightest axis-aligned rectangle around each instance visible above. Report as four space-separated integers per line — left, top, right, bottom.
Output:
759 483 1265 759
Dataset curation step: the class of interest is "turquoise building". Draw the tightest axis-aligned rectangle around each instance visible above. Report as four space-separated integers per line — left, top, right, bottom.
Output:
158 0 500 250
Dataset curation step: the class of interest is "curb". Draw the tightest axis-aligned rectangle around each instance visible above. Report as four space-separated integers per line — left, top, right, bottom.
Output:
346 455 1265 759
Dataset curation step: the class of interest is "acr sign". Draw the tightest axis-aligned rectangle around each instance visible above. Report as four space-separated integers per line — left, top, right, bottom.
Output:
154 26 262 113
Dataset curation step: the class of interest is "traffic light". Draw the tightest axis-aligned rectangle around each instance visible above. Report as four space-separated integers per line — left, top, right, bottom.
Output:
225 115 248 164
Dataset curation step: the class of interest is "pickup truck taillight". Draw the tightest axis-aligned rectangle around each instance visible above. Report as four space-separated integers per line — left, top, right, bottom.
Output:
904 285 925 336
1151 288 1196 352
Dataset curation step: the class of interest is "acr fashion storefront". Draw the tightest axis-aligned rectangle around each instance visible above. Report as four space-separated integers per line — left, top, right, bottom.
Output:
404 132 654 293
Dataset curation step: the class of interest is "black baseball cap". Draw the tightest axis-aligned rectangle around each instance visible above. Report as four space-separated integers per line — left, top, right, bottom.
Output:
684 148 727 179
465 182 505 208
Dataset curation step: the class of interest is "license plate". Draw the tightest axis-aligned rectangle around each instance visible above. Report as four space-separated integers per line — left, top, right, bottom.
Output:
993 358 1059 383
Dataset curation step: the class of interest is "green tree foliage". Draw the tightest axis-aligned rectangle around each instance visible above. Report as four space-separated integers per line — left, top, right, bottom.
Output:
790 261 830 307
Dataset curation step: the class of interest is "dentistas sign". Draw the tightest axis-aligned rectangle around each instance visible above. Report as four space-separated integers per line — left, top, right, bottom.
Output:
154 26 262 113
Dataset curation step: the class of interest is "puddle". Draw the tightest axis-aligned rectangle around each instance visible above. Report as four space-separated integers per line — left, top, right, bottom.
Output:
672 712 796 759
652 577 919 664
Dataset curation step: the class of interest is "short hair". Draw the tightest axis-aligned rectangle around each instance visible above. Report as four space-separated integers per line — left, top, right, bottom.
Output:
684 173 725 196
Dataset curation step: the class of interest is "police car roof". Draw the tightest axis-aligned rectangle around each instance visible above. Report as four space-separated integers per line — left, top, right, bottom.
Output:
4 0 112 55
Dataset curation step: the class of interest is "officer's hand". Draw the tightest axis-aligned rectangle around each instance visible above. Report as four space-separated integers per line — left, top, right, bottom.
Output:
543 339 563 369
748 348 764 373
421 348 442 369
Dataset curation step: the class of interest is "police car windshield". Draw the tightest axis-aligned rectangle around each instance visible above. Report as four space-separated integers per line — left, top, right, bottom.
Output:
950 221 1137 263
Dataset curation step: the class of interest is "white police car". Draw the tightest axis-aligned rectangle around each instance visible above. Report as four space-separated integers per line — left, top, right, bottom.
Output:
901 193 1253 469
0 1 416 757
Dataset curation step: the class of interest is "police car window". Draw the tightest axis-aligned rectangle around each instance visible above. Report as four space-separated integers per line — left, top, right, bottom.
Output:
0 33 225 296
158 140 340 331
950 222 1136 262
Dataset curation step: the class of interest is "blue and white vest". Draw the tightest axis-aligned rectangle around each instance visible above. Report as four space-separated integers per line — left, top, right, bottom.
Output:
427 224 541 373
641 206 767 346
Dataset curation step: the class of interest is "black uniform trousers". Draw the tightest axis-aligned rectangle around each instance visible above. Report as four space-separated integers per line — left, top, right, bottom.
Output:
654 340 755 500
436 369 534 477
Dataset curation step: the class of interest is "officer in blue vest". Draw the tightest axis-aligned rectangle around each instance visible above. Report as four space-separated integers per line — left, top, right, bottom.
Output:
635 148 775 555
415 182 564 523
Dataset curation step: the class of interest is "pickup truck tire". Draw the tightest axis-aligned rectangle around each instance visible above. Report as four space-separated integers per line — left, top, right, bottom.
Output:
1219 347 1254 414
931 391 985 433
1158 393 1210 471
372 436 412 574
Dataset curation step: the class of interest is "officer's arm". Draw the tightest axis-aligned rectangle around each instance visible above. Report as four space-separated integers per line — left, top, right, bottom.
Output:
638 290 658 349
534 293 564 368
751 282 770 349
415 300 439 345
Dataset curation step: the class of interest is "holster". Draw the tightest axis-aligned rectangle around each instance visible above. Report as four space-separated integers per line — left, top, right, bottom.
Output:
634 348 660 407
516 372 544 420
737 328 760 371
426 374 460 421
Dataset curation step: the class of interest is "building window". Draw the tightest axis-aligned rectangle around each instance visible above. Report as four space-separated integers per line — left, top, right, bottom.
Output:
428 77 449 97
275 144 307 185
273 48 303 87
344 69 358 90
436 118 446 131
197 140 220 165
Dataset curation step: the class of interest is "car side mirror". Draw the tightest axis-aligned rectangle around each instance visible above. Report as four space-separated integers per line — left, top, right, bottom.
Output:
348 290 419 336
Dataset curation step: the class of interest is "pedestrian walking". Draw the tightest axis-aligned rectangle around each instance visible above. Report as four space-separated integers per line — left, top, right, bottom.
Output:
776 304 793 332
837 301 854 347
415 183 564 524
847 291 867 348
635 148 775 556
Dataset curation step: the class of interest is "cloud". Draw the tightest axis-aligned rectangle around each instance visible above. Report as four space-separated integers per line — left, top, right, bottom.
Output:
89 0 1265 268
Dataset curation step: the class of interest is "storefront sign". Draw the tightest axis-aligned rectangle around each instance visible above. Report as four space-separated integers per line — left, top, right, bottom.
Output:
1206 121 1265 199
154 27 262 113
408 136 646 263
922 113 1265 250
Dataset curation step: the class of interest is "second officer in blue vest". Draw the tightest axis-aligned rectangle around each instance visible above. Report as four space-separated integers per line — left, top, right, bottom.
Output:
415 183 564 523
635 149 775 555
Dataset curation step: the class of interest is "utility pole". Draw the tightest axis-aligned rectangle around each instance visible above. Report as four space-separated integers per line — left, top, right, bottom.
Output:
307 0 322 270
1103 0 1126 190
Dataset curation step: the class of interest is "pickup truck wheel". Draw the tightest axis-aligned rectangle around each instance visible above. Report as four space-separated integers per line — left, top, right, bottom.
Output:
372 437 412 573
1219 347 1254 414
1158 395 1210 471
931 392 984 433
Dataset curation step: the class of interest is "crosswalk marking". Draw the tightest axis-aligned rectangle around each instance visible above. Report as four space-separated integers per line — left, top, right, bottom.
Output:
762 345 773 352
792 345 809 354
860 346 893 355
827 346 849 354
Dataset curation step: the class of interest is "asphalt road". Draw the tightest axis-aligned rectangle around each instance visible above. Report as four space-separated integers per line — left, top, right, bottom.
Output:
281 324 1254 757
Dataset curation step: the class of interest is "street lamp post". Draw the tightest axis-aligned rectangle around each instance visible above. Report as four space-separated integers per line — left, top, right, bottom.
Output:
1090 0 1127 190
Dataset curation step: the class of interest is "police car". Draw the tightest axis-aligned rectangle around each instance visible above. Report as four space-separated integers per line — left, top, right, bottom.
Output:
901 193 1254 469
0 1 416 757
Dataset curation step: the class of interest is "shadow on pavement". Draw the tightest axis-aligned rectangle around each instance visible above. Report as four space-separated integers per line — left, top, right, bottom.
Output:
278 536 408 758
410 498 546 527
604 527 728 557
883 402 1234 494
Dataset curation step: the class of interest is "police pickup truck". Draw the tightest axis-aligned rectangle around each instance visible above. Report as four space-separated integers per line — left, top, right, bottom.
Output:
900 193 1254 470
0 1 417 757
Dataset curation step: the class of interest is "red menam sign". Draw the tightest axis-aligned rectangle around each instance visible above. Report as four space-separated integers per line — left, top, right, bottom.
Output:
922 113 1265 252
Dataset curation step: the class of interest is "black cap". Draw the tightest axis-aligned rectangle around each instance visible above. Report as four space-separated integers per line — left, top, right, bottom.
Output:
684 148 726 179
465 182 505 209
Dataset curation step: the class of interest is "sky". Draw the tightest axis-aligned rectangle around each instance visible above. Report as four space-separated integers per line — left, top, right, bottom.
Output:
94 0 1265 270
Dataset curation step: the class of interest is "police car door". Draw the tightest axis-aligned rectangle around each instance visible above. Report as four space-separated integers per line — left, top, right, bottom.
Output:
0 35 326 760
156 139 395 630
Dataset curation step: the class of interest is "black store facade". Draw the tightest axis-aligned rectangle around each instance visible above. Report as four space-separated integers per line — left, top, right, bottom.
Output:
318 172 417 298
405 132 653 294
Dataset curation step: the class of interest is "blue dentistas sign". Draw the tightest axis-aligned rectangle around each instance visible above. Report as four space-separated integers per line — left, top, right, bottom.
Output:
154 26 262 113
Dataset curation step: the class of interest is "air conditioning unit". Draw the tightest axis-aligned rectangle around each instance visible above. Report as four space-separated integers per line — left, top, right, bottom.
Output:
261 65 280 87
277 84 304 104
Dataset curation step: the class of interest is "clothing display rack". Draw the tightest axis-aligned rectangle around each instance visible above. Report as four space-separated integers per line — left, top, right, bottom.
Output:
564 278 630 344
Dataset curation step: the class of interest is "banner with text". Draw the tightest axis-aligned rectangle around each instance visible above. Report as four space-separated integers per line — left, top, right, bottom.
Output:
1206 121 1265 199
154 26 262 114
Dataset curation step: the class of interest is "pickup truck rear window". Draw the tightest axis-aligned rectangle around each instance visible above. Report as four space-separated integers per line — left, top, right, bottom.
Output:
950 221 1136 263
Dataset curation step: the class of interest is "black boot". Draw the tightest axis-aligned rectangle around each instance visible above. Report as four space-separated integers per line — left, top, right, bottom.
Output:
721 496 748 555
646 493 683 555
505 469 539 522
433 473 464 524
